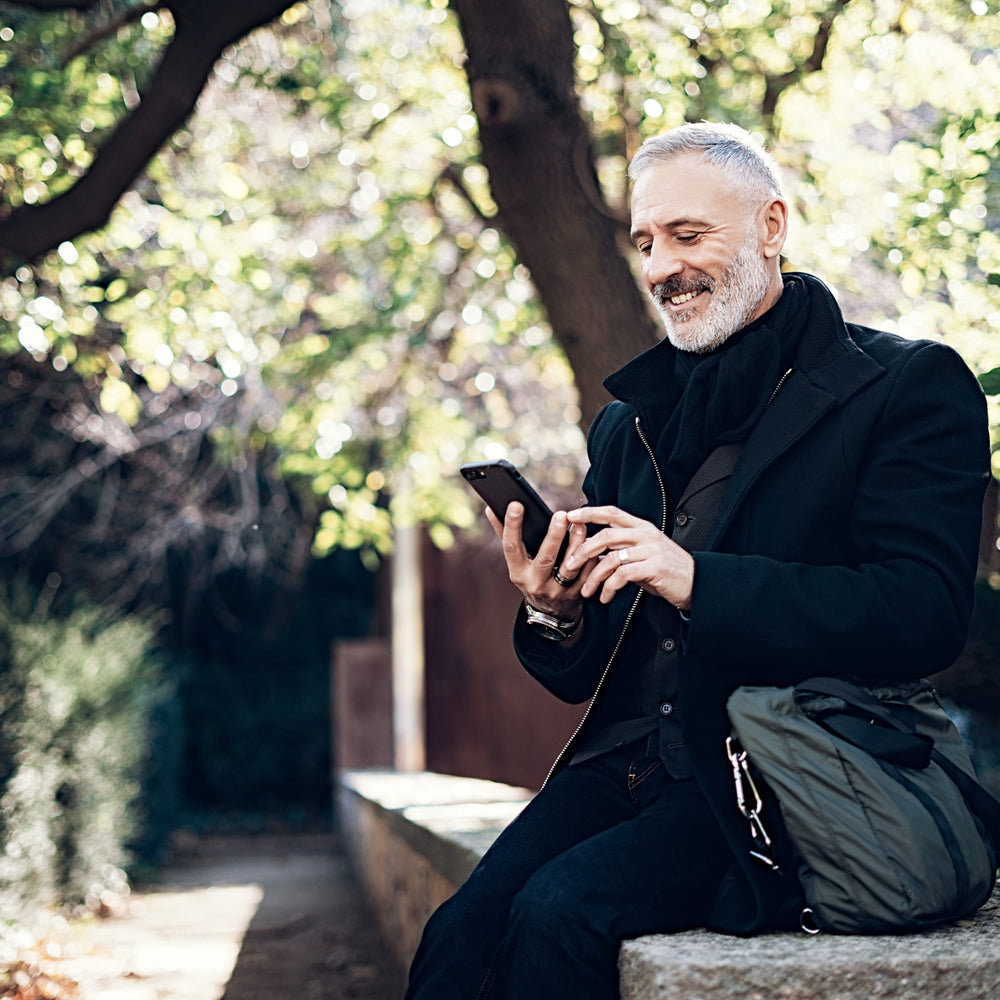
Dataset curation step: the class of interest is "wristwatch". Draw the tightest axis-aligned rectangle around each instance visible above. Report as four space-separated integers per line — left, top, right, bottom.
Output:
524 602 582 642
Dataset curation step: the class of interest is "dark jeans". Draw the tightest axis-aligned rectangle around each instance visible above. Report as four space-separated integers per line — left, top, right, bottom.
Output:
404 741 731 1000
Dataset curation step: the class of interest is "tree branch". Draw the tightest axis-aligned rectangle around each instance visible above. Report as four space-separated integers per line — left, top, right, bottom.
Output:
761 0 854 121
61 1 160 66
0 1 96 9
0 0 296 272
435 163 496 225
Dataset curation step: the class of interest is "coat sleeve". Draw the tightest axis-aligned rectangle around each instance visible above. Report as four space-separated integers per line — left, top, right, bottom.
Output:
684 341 990 682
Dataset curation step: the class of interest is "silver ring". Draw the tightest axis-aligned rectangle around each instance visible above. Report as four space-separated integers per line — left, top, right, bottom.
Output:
617 548 631 564
553 568 577 587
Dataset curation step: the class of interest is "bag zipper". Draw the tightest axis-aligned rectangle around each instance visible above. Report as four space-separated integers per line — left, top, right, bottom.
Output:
541 416 670 787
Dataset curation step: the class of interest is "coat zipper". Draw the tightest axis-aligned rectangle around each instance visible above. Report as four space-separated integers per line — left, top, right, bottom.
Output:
769 367 794 406
541 415 670 788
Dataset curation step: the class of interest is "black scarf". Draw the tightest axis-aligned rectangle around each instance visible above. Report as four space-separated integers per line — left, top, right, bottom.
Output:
655 275 809 502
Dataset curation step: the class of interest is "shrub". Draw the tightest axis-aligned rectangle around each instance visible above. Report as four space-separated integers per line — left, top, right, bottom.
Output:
0 583 169 918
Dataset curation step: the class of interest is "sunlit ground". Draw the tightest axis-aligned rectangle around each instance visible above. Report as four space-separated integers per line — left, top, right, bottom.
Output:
4 882 263 1000
73 883 264 1000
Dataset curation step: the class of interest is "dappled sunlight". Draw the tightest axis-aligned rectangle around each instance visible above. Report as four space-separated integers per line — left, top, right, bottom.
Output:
0 881 263 1000
70 882 263 999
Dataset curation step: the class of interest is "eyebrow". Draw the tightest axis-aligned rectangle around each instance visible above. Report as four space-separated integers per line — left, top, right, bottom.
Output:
629 217 712 245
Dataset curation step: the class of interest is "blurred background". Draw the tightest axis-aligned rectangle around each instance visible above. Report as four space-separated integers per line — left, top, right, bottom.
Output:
0 0 998 935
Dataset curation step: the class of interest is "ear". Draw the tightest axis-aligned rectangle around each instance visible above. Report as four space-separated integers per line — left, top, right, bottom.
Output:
759 197 788 260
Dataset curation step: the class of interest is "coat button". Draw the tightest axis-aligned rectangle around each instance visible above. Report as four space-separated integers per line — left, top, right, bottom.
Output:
659 702 674 716
661 637 677 653
675 511 689 526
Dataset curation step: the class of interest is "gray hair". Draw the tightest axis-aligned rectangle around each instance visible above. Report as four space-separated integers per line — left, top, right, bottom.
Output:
628 122 784 205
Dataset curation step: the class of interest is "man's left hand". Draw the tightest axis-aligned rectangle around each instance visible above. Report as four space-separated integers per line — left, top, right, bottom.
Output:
562 506 694 611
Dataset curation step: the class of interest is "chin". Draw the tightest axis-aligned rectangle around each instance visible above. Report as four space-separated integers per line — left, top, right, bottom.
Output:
660 315 731 354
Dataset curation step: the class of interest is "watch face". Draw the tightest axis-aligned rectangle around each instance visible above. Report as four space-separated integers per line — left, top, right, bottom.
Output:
527 620 566 641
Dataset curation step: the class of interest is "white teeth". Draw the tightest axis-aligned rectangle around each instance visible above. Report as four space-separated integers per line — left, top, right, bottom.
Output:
669 291 699 305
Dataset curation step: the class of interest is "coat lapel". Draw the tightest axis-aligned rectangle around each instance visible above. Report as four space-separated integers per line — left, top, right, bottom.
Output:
705 345 884 550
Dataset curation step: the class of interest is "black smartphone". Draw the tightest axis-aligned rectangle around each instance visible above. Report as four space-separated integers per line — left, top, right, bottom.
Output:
460 460 564 559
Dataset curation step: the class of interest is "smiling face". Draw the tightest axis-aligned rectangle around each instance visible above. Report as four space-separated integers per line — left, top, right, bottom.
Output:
630 153 788 353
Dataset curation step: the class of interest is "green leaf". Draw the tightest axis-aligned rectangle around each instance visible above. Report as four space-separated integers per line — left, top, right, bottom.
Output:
978 366 1000 396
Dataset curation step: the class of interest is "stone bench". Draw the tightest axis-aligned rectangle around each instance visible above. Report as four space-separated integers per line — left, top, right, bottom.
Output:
336 768 1000 999
336 769 533 973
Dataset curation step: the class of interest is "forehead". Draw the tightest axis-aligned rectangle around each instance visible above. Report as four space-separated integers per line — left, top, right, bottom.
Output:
630 153 748 231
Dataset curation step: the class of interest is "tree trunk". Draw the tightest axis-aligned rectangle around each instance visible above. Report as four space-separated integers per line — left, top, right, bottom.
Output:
451 0 659 426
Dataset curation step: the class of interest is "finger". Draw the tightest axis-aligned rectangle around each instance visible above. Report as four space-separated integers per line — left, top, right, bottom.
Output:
584 563 633 604
552 520 600 587
484 506 503 539
499 502 530 562
566 505 641 529
535 510 570 570
562 528 635 573
579 544 631 597
560 521 588 570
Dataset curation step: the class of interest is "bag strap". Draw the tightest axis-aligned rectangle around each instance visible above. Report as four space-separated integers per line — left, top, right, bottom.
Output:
672 444 743 552
672 367 795 553
678 443 744 505
797 676 1000 847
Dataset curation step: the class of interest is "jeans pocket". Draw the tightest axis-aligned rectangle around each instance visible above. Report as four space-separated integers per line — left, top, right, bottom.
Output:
626 758 663 805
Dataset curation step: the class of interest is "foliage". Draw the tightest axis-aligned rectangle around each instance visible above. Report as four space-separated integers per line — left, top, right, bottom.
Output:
0 580 171 915
176 550 376 820
0 0 998 569
0 0 584 572
0 350 312 615
572 0 1000 387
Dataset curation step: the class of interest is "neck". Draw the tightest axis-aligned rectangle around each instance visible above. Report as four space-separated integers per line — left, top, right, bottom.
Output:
746 270 785 326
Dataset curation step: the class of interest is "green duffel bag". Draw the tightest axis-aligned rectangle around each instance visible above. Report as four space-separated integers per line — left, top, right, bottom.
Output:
726 676 1000 934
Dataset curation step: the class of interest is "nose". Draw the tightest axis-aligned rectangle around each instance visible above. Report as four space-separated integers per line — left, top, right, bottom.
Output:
643 237 684 288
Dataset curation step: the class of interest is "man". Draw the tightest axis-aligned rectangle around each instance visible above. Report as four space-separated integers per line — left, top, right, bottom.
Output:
405 122 990 999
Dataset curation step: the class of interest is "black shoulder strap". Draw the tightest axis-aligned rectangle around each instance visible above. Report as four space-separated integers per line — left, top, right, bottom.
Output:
798 677 1000 848
670 368 795 553
671 443 743 552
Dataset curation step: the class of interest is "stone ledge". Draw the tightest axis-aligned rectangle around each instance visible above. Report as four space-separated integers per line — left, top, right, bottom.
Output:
336 768 1000 999
336 769 532 972
621 889 1000 1000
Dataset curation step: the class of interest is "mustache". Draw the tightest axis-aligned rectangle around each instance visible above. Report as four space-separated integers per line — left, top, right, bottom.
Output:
651 275 714 307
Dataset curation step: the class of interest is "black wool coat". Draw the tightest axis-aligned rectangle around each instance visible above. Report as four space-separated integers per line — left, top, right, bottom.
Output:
513 273 991 935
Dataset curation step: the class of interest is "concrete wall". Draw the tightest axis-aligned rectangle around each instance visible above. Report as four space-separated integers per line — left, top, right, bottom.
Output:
336 769 532 973
338 768 1000 1000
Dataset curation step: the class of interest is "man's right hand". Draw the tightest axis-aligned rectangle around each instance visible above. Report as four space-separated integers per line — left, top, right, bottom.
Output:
484 502 593 620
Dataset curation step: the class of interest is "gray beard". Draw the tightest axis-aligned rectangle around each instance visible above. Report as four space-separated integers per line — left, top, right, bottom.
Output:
654 233 773 354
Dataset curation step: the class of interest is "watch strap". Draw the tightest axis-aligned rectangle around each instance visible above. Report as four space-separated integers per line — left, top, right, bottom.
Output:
524 602 582 640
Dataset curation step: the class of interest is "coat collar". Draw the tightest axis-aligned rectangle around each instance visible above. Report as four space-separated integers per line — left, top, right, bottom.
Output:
604 272 881 409
603 272 886 549
704 274 885 548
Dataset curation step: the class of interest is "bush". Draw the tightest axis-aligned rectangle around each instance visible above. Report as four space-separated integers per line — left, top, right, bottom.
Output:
0 583 170 917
